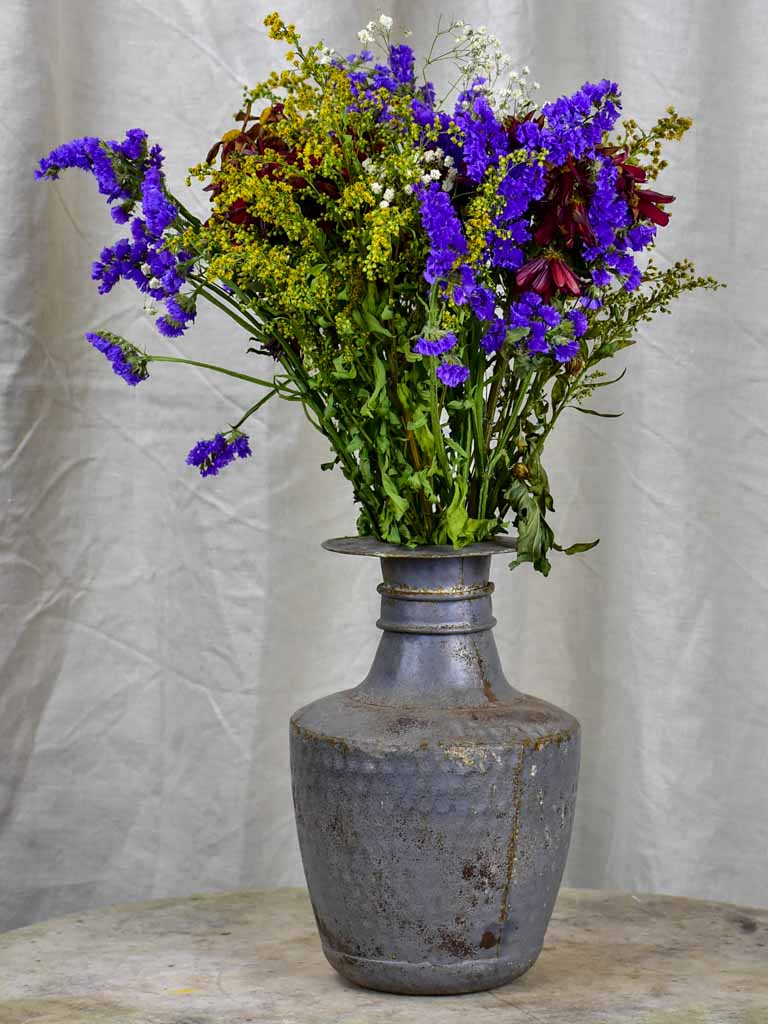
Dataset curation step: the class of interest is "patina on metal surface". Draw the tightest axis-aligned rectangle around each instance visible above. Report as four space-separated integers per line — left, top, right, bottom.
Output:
290 537 580 995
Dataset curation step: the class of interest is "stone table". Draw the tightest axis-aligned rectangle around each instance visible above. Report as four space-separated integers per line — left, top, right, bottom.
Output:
0 888 766 1023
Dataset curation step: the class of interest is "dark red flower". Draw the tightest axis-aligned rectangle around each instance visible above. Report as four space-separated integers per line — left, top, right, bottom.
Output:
532 156 596 250
515 255 581 301
635 188 675 226
607 149 675 226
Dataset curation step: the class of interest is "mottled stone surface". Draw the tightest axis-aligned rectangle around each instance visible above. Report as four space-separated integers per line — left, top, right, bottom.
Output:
0 887 765 1023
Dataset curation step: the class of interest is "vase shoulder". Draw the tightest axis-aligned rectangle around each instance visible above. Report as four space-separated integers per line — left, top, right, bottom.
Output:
291 689 579 755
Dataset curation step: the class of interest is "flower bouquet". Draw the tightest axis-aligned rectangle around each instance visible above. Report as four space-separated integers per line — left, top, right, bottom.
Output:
36 12 719 575
37 13 722 996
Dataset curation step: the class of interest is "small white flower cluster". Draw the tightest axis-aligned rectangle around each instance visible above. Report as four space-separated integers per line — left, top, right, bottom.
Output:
362 157 399 208
447 19 540 116
418 147 457 193
496 63 541 117
362 144 458 208
358 13 393 45
315 43 335 67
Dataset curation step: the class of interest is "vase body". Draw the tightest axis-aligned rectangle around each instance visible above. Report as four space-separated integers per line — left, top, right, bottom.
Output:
290 539 580 995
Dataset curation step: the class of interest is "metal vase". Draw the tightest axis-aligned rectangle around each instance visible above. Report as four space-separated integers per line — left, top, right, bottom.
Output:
290 537 580 995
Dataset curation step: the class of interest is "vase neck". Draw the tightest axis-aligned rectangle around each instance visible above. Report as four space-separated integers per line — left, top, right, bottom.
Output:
375 556 496 635
352 555 520 709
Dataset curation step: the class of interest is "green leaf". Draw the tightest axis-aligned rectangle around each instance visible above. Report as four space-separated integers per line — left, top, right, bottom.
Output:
590 367 627 389
554 539 600 555
551 376 566 410
380 468 409 520
571 406 623 418
332 356 356 379
443 478 469 546
364 311 393 337
360 357 387 417
505 478 554 576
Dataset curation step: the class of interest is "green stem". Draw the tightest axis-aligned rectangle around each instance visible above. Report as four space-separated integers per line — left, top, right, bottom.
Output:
192 284 262 336
231 388 279 431
479 368 536 519
145 354 282 390
431 373 451 485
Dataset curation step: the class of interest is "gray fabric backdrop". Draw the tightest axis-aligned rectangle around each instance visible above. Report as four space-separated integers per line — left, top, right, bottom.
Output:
1 0 766 932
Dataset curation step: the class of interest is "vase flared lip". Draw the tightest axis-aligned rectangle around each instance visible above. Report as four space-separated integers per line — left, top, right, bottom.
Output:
322 535 517 558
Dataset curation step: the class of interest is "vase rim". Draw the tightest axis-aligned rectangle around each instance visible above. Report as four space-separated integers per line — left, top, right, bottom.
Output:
322 535 517 559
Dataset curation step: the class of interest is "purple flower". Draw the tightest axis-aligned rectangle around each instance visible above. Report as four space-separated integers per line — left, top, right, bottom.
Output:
186 433 252 477
85 331 148 385
480 319 507 353
389 44 415 85
453 84 508 183
567 309 588 337
436 362 470 387
553 339 581 363
414 182 468 286
470 286 496 321
37 129 196 338
413 332 458 356
141 165 177 236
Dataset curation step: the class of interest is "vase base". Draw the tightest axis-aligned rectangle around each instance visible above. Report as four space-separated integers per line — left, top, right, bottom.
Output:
323 944 538 996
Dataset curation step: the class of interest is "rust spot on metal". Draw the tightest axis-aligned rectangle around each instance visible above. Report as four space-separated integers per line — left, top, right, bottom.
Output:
385 715 429 735
290 719 351 753
436 930 474 959
480 930 498 949
481 675 498 703
496 748 526 955
418 740 430 750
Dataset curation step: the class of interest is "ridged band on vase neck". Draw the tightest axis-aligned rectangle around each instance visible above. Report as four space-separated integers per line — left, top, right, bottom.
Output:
376 556 496 635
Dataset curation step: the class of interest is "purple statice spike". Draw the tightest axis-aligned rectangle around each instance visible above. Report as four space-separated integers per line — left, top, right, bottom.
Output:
186 433 252 477
85 331 148 386
436 362 470 388
388 44 415 85
566 309 588 337
413 333 458 357
141 165 178 236
414 183 468 287
480 319 507 354
553 339 581 363
36 129 197 339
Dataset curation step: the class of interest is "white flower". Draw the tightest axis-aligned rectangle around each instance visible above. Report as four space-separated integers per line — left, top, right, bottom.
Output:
494 305 504 318
421 173 433 185
403 183 413 193
141 262 152 276
358 28 373 43
509 70 518 80
522 64 530 75
371 181 383 194
443 154 454 167
441 179 454 192
403 27 412 37
379 199 390 209
383 187 395 202
533 81 541 90
143 297 157 316
379 14 393 29
423 149 436 163
429 168 442 180
366 20 376 32
149 277 163 290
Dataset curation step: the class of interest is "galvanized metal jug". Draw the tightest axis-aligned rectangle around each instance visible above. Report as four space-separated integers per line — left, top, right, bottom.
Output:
290 537 580 995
